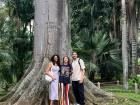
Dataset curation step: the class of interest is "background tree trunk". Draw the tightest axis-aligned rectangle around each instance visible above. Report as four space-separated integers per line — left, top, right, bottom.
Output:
0 0 114 105
121 0 128 90
127 0 138 75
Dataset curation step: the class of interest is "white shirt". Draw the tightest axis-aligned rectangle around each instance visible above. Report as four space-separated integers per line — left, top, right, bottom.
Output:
71 58 85 81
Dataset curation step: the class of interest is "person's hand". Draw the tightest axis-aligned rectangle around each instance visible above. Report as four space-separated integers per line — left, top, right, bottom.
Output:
79 73 85 83
52 76 56 80
79 77 84 83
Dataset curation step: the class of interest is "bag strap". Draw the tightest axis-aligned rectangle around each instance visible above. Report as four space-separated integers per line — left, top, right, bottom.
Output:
78 58 82 71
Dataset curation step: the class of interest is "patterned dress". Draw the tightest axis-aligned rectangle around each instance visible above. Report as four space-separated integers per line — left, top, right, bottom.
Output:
49 64 60 100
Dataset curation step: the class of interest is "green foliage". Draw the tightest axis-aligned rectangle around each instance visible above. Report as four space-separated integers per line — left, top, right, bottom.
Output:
0 17 33 80
138 58 140 66
0 3 33 88
70 0 122 81
103 86 140 105
128 76 140 88
5 0 34 23
73 30 122 81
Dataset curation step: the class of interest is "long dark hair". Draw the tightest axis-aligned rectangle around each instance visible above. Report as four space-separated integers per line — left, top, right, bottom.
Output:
51 55 60 67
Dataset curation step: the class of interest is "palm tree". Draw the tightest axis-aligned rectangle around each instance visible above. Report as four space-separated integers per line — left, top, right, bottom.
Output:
0 38 15 91
0 5 33 85
127 0 138 76
121 0 128 90
74 30 122 81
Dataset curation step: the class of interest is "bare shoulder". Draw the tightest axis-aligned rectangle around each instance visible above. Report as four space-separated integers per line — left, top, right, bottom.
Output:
48 62 52 68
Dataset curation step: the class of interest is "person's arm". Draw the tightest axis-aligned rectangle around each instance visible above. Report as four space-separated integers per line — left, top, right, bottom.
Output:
69 64 73 76
79 70 85 83
79 59 86 83
45 63 56 80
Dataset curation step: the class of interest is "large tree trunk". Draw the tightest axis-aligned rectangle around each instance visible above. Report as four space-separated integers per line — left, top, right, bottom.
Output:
121 0 128 89
0 0 114 105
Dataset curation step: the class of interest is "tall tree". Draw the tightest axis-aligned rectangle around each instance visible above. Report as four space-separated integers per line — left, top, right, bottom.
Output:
127 0 136 75
0 0 114 105
127 0 140 75
121 0 128 89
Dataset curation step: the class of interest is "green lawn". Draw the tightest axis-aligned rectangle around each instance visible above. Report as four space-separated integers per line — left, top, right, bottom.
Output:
102 86 140 105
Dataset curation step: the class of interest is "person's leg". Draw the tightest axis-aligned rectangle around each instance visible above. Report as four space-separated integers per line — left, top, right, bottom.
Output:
65 84 70 105
78 82 85 105
49 82 54 105
72 81 80 104
60 83 64 105
50 100 53 105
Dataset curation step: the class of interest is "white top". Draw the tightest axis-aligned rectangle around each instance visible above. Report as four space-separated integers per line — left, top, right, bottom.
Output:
71 58 85 81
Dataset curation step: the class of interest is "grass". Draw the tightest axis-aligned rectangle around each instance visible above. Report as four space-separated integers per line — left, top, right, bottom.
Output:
102 85 140 105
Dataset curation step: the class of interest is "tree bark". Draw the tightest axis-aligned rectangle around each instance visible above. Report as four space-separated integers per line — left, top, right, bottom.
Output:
121 0 128 89
0 0 115 105
127 0 138 75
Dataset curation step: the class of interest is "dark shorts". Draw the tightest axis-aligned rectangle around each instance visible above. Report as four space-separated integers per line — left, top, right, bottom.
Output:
59 76 70 84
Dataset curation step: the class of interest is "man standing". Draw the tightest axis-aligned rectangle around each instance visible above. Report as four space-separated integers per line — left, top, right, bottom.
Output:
71 52 86 105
